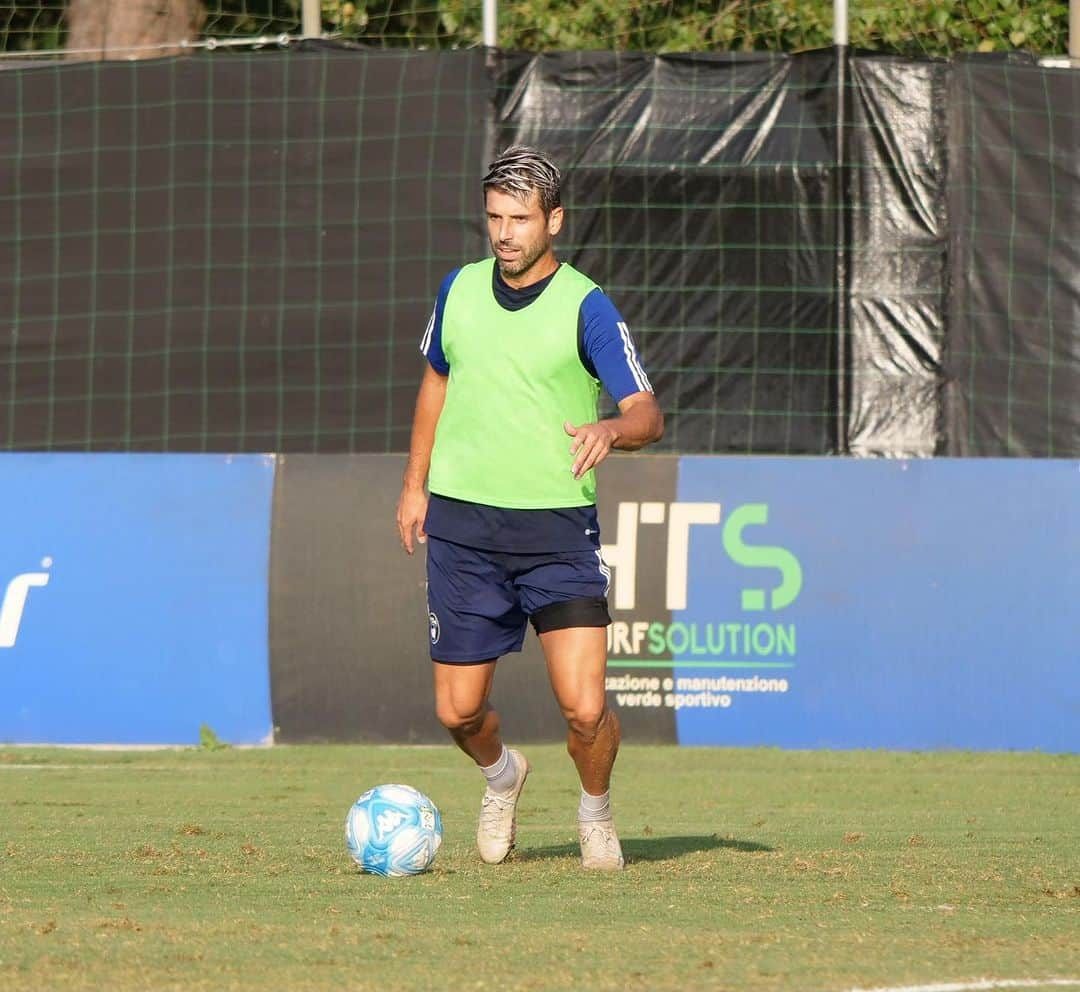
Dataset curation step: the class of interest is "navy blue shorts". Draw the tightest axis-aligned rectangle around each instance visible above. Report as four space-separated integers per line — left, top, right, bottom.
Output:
425 536 612 663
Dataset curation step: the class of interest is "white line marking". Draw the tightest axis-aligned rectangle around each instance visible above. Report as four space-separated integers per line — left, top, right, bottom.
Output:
0 764 187 771
846 979 1080 992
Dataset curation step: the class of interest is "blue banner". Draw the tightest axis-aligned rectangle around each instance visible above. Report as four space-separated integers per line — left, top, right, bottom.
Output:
0 454 275 745
661 458 1079 751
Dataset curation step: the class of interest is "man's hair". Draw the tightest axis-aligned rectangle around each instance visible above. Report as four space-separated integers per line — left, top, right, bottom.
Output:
482 145 562 215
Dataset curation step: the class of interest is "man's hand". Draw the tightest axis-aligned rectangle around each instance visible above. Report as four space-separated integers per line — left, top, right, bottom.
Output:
397 485 429 555
565 419 620 480
564 394 664 479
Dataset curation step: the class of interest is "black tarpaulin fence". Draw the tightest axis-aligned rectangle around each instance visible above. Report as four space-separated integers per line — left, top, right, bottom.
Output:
0 45 1076 456
945 57 1080 457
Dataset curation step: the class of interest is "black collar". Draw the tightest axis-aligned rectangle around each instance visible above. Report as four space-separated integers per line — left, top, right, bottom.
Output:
491 262 560 312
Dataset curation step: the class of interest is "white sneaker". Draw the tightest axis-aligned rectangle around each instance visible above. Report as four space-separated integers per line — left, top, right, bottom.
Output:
476 749 529 864
578 818 625 871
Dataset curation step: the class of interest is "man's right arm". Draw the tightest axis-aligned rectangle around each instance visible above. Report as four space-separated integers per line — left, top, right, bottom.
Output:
397 267 459 554
397 363 448 555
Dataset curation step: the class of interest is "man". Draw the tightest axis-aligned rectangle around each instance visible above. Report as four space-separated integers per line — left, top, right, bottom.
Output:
396 146 663 871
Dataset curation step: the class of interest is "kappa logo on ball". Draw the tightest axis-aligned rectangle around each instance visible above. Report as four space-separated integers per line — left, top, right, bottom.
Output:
428 611 441 644
373 808 408 842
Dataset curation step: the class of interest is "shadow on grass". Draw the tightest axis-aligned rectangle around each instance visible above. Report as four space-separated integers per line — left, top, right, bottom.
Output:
519 834 772 863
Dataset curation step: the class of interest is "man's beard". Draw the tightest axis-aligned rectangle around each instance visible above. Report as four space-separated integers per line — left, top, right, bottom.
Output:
493 239 546 278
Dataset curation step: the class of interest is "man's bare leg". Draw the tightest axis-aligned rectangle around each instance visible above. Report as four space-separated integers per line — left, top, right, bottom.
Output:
433 659 502 764
432 660 529 864
539 627 625 869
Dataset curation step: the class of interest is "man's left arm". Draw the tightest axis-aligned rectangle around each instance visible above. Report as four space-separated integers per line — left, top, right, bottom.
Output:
565 289 664 479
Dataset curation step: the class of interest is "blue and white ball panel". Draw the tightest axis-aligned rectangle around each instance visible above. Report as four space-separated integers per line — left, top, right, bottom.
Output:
345 784 443 877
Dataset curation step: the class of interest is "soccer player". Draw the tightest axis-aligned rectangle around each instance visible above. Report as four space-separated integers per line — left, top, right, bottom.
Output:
396 146 663 871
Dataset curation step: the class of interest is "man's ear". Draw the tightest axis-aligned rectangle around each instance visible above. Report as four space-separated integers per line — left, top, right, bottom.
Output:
547 205 564 237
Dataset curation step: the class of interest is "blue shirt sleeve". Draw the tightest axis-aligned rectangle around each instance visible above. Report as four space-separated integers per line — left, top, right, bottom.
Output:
420 268 460 375
579 288 654 403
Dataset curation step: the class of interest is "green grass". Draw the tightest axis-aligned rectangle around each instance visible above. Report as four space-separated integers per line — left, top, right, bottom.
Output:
1 745 1077 992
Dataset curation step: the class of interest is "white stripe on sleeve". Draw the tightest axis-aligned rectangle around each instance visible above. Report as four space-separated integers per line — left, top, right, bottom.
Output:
617 321 653 393
420 307 436 355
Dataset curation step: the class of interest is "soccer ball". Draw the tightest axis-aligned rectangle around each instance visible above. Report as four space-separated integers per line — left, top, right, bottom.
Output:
345 784 443 877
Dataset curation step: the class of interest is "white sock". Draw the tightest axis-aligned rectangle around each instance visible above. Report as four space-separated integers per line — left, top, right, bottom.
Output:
480 746 518 793
578 789 611 823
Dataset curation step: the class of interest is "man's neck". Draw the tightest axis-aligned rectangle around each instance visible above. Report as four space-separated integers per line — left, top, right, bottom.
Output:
492 260 559 312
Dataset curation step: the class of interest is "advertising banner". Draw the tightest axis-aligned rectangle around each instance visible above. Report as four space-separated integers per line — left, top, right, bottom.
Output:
271 454 1077 751
601 457 1078 752
0 454 275 745
269 454 577 744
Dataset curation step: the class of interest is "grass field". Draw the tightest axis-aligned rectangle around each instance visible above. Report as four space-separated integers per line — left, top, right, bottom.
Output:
1 744 1077 992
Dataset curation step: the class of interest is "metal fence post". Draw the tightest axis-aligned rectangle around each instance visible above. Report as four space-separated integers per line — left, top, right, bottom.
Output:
483 0 498 48
302 0 321 39
834 0 848 47
834 0 849 453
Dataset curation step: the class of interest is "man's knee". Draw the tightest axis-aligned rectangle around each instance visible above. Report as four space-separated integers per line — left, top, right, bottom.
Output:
567 702 610 745
435 697 486 736
432 660 496 737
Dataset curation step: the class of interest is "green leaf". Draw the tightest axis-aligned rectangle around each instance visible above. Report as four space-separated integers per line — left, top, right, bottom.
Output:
198 724 231 752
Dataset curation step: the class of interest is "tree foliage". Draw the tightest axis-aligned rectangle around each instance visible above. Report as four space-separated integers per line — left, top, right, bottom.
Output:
329 0 1071 55
0 0 1072 56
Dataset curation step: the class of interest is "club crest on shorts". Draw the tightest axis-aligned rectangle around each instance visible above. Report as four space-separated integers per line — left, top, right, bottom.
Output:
428 611 440 645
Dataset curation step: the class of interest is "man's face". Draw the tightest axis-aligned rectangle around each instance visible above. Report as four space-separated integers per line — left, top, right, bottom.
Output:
485 187 564 282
